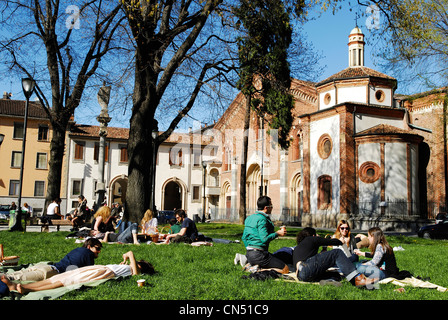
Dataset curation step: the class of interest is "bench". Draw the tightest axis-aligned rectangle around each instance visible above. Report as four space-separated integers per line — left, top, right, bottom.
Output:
39 219 72 232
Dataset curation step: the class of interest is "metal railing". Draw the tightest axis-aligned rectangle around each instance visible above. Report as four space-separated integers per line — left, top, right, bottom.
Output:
205 201 447 224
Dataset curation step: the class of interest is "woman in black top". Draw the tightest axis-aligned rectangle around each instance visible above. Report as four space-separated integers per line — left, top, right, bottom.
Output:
292 227 377 288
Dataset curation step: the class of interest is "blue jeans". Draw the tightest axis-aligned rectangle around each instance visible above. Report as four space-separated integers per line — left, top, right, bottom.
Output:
355 262 386 280
119 220 133 234
117 223 138 243
297 249 358 282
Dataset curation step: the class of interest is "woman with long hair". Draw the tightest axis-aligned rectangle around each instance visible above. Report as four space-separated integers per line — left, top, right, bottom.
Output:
141 209 158 234
93 206 114 233
355 227 399 280
332 220 369 262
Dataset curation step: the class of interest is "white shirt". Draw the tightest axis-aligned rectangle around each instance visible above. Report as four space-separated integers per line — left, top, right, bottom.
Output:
46 202 58 216
23 206 33 215
106 264 133 277
142 218 158 234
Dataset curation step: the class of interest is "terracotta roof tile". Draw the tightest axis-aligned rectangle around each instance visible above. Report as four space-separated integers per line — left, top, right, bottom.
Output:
0 99 49 119
317 67 396 86
355 124 421 137
70 124 129 140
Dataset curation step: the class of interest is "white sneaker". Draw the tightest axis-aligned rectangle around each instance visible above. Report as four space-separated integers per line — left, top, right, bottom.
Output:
239 254 247 267
234 253 241 265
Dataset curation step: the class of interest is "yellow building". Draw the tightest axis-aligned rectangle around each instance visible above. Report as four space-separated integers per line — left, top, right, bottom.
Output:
0 94 53 216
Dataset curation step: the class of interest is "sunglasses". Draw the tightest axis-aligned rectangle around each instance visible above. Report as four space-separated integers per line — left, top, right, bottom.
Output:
340 227 349 230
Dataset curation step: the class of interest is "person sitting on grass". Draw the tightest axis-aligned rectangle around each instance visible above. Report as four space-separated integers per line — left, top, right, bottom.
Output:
331 220 369 262
1 251 154 295
168 218 181 234
241 196 288 274
68 195 88 231
100 211 161 245
92 206 115 233
140 209 158 235
354 227 399 280
157 218 181 242
164 209 199 244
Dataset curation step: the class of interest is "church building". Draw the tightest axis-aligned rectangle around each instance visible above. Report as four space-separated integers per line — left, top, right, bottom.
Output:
213 27 437 231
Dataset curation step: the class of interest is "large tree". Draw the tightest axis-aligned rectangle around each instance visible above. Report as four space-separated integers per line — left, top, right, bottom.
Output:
120 0 327 223
120 0 236 222
233 0 295 223
0 0 126 225
358 0 448 90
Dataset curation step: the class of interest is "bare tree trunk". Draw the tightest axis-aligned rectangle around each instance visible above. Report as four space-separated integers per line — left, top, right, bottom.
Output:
44 120 69 211
238 95 251 224
125 40 160 222
126 100 156 223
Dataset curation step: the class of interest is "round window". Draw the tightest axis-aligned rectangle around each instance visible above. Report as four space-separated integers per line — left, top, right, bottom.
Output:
375 90 385 102
324 93 331 105
366 168 375 177
317 134 333 159
359 161 381 183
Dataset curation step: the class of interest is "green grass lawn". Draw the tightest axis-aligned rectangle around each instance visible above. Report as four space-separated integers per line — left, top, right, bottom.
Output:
1 223 448 302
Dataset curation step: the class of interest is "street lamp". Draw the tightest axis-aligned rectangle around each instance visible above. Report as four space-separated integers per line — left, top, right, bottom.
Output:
11 78 35 232
202 160 207 223
150 120 159 213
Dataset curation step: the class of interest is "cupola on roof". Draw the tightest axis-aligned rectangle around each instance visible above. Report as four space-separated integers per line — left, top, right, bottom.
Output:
348 26 365 67
314 27 397 109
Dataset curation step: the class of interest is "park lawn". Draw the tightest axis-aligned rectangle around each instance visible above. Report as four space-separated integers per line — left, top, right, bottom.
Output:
1 223 448 301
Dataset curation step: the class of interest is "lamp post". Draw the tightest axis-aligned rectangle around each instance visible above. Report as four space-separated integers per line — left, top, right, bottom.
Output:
11 78 35 232
259 114 265 197
150 120 159 213
202 160 207 223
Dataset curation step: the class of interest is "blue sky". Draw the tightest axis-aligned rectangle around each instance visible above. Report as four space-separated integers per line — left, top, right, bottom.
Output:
301 3 381 86
1 2 428 128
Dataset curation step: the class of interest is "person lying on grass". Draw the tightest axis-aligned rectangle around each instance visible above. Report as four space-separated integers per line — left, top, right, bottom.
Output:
1 251 154 295
2 238 102 282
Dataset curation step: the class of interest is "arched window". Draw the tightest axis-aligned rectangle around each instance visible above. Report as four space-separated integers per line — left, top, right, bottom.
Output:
318 175 332 210
209 168 220 187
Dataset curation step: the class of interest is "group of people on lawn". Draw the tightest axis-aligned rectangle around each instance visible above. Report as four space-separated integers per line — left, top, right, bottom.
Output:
88 206 199 245
1 194 397 296
0 206 200 297
240 195 400 289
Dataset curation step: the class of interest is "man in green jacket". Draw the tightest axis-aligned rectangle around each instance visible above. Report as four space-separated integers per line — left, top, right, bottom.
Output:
242 196 289 274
